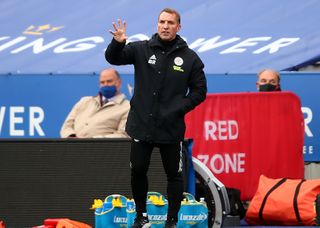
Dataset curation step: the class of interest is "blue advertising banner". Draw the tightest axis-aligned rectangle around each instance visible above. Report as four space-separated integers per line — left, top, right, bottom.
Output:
0 73 318 161
1 0 320 74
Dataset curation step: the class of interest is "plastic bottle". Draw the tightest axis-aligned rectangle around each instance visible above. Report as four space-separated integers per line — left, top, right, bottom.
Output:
91 199 104 213
102 201 113 212
127 200 135 212
200 197 207 208
112 197 122 207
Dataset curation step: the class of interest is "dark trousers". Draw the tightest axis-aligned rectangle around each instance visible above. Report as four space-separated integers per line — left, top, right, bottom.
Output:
130 139 184 221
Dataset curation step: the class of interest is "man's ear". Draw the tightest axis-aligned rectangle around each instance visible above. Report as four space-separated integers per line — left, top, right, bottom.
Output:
177 24 181 33
276 83 281 91
116 79 122 90
256 82 260 91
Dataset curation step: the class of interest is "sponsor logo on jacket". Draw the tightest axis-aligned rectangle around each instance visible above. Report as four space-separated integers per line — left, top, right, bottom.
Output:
148 54 157 65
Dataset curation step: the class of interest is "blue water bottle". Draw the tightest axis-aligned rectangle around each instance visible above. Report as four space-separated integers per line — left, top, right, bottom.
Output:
103 201 113 212
95 202 110 228
127 199 136 227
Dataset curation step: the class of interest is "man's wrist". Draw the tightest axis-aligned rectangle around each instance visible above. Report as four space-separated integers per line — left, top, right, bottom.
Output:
113 37 126 44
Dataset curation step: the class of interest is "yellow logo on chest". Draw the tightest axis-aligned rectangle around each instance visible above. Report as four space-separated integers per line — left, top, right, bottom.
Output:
173 65 184 72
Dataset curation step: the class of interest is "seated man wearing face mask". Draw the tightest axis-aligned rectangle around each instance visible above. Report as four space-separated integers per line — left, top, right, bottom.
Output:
60 68 130 138
256 69 281 92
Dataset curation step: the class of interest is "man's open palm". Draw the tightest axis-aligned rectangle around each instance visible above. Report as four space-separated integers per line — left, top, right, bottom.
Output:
109 19 128 43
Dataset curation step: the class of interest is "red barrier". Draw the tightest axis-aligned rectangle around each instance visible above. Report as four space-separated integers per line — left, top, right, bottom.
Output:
185 92 304 200
33 218 92 228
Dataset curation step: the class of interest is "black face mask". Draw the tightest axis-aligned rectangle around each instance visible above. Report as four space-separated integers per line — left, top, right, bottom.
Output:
259 83 280 92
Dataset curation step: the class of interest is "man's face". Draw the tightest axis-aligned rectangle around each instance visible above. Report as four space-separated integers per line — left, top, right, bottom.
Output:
99 70 121 93
256 70 279 90
157 12 181 41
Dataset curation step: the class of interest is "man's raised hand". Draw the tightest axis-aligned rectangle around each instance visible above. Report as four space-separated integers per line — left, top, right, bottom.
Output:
109 19 128 43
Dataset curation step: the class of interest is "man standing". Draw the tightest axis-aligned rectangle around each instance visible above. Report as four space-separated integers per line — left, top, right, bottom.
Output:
60 68 130 138
106 8 207 228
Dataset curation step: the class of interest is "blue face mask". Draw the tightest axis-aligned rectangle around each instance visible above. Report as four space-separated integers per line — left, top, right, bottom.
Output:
99 85 117 98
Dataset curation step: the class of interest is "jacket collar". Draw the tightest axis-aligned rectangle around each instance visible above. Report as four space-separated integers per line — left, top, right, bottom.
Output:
95 93 127 106
109 93 127 104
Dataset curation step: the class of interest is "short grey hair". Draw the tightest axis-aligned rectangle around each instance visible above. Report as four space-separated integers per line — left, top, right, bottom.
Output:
257 69 280 82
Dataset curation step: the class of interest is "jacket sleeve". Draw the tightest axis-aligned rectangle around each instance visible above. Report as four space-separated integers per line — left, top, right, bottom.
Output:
99 108 130 138
105 38 135 65
60 99 84 138
181 57 207 114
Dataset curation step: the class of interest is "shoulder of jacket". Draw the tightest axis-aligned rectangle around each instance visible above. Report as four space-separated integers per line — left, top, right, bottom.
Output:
183 47 203 60
127 39 149 47
123 99 130 106
121 97 131 108
114 93 130 105
78 95 99 103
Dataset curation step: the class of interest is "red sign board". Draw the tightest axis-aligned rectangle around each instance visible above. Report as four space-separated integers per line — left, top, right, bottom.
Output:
185 92 304 200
